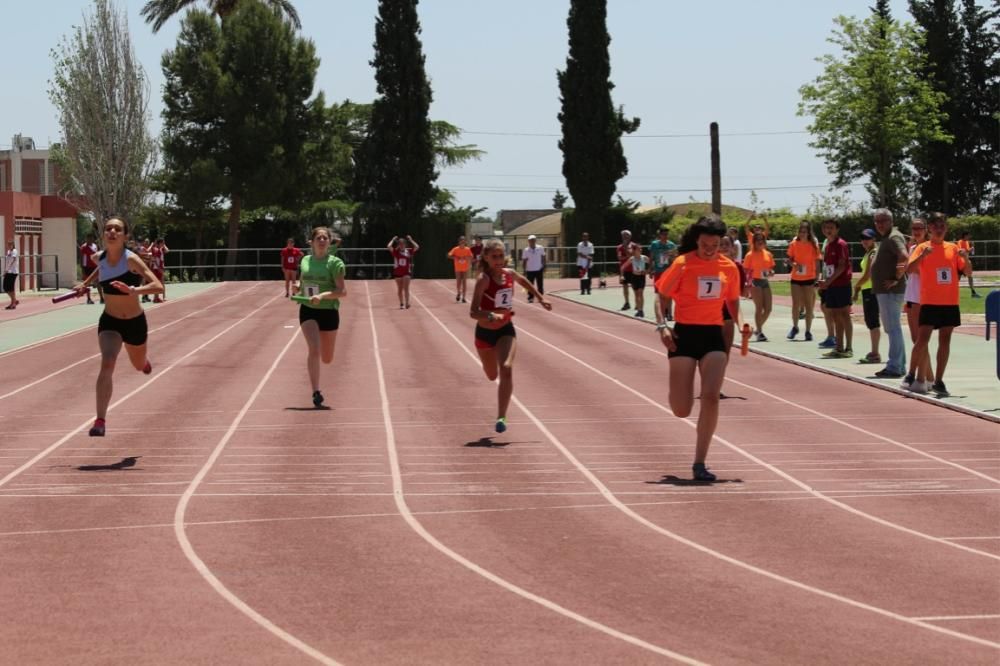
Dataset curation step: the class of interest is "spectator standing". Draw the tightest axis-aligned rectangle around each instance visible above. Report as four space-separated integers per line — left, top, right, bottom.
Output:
818 219 853 358
742 233 775 341
852 228 881 364
149 238 169 303
786 222 821 341
727 227 743 262
957 231 980 297
901 219 934 390
649 226 677 323
521 235 546 303
80 234 99 304
628 242 650 318
3 240 18 310
576 231 594 295
616 230 635 311
870 209 909 379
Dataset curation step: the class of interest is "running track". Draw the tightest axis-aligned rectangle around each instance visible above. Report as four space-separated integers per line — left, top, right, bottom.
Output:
1 280 998 664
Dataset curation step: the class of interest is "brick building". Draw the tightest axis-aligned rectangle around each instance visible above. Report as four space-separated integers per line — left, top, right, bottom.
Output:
0 134 78 290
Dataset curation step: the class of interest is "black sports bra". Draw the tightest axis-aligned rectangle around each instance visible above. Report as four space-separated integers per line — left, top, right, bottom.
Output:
98 250 143 296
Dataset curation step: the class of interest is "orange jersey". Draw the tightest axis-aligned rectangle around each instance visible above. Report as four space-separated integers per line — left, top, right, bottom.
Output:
908 241 967 306
786 239 820 281
448 246 473 272
655 253 740 326
957 239 971 254
742 249 775 280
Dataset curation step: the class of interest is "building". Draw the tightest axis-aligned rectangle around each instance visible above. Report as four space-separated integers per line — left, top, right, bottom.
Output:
0 134 78 290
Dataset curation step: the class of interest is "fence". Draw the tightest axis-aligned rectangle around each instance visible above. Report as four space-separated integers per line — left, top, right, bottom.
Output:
158 241 1000 283
9 254 61 291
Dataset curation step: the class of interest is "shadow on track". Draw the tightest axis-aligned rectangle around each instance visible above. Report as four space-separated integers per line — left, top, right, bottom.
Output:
646 474 743 487
77 456 141 472
284 405 332 411
465 437 510 448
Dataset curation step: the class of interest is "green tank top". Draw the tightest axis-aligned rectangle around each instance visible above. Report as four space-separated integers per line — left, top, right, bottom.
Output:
299 254 346 310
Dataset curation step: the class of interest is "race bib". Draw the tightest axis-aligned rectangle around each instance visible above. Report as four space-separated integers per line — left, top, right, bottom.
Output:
796 263 807 275
657 252 668 266
697 276 721 300
397 257 409 268
823 264 834 279
494 287 513 309
936 267 953 285
302 282 319 297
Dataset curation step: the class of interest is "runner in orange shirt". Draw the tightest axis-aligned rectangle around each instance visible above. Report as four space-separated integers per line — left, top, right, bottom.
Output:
447 235 474 303
785 222 821 341
956 231 980 298
742 233 775 341
655 215 745 482
905 212 970 397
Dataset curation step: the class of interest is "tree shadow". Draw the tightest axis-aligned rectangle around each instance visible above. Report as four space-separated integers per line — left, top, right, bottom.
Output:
284 405 332 411
77 456 141 472
646 474 743 486
465 437 510 448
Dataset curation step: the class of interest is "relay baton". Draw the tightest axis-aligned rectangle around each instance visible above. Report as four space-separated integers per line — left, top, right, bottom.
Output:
52 288 87 304
291 294 313 304
740 324 752 356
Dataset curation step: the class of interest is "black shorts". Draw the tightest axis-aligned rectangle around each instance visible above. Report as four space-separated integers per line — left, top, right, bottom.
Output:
790 278 816 287
861 289 880 330
918 304 960 329
627 272 646 290
821 284 851 309
299 305 340 331
668 323 727 360
2 273 16 292
98 311 148 346
475 322 516 349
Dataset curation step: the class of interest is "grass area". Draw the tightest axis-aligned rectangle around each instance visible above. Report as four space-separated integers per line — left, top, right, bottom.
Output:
768 281 992 315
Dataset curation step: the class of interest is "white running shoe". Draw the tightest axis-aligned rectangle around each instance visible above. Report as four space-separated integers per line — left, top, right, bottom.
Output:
908 380 929 394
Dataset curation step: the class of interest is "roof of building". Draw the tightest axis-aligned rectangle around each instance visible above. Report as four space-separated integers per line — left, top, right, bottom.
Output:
505 211 562 238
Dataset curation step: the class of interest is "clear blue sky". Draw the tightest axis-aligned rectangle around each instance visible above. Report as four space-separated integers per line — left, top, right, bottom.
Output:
3 0 932 217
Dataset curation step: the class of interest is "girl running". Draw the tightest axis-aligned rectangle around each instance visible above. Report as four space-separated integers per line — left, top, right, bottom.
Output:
902 218 933 392
786 222 821 341
280 238 303 298
73 217 162 437
294 227 347 407
742 232 775 342
655 216 745 481
447 236 474 303
469 238 551 433
388 235 419 309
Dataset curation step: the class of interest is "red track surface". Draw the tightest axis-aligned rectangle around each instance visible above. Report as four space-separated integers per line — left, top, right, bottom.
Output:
1 280 998 664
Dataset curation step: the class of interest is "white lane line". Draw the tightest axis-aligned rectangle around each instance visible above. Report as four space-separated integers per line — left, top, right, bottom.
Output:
544 300 1000 485
0 283 259 402
365 283 704 664
942 536 1000 541
173 327 341 666
414 285 1000 650
0 294 283 491
912 614 1000 622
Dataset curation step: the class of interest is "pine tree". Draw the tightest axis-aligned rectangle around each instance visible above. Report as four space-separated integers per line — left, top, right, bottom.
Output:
352 0 436 244
557 0 639 244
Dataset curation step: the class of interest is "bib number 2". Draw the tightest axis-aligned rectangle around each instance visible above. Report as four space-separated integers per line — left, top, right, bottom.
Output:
495 288 513 308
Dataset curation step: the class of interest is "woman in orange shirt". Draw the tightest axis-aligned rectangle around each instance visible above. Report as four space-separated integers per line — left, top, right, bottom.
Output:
655 216 745 482
447 235 474 303
785 222 821 341
957 231 980 298
742 233 775 342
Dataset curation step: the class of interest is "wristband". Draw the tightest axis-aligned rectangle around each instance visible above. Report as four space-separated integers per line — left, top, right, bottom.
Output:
656 322 670 331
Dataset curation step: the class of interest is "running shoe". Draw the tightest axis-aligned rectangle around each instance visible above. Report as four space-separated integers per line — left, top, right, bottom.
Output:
908 380 929 394
971 292 981 298
405 303 411 309
461 297 466 303
455 293 460 302
153 297 163 304
931 381 950 397
620 303 631 311
756 332 768 342
822 349 850 359
495 417 507 433
142 360 152 375
89 418 106 437
692 463 716 482
399 304 405 309
817 336 836 348
899 373 915 388
874 369 904 379
634 310 644 318
804 331 813 342
858 353 881 364
312 390 324 407
787 326 799 340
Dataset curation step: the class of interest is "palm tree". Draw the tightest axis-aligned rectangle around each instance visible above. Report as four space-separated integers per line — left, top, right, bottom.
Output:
140 0 301 32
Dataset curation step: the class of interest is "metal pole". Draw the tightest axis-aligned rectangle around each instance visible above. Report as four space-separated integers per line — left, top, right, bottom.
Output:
710 122 721 215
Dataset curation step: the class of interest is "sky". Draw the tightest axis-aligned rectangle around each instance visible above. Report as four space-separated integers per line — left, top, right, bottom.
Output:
1 0 934 218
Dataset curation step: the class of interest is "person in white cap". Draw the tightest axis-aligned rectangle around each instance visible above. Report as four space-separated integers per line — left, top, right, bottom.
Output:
521 235 546 303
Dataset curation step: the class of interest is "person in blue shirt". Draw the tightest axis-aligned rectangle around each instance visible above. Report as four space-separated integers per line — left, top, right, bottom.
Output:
649 227 677 324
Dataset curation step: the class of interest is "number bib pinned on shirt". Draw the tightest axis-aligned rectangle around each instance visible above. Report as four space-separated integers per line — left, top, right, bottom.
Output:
796 263 808 276
494 288 513 309
936 267 953 285
302 282 320 297
697 276 721 300
823 264 835 279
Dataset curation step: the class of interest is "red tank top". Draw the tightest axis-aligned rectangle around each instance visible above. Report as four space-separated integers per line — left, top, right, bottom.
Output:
479 269 514 312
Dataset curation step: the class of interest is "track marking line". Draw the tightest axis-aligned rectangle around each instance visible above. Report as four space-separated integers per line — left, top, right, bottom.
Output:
415 284 1000 649
173 326 342 665
912 614 1000 621
366 283 704 664
0 294 282 491
0 283 260 402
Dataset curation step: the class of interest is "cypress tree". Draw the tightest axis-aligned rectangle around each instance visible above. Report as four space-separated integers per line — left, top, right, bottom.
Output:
352 0 436 245
557 0 639 245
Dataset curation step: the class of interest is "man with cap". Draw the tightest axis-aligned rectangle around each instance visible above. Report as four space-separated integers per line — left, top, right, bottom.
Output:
869 208 908 379
616 230 636 311
521 235 546 303
852 228 882 364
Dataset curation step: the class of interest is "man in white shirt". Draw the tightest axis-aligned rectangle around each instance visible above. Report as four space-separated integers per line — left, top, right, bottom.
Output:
728 227 743 262
576 231 594 295
4 240 19 310
521 235 546 303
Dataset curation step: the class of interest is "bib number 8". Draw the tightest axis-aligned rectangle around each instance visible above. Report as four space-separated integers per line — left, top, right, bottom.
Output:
936 268 952 285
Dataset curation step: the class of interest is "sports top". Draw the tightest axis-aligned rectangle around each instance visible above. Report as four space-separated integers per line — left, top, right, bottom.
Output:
149 245 165 271
786 239 820 281
655 253 740 326
649 239 676 274
299 253 346 310
742 249 775 280
392 247 416 277
98 250 143 296
822 237 852 287
478 268 514 314
448 246 473 272
280 246 303 270
908 241 966 306
857 247 876 290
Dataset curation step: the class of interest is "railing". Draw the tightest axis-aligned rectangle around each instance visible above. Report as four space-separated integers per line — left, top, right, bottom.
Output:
9 253 61 291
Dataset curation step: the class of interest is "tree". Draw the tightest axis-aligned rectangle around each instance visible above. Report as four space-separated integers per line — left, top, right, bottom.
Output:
557 0 640 244
351 0 437 246
141 0 300 32
552 189 568 209
159 2 321 274
798 12 950 211
49 0 158 226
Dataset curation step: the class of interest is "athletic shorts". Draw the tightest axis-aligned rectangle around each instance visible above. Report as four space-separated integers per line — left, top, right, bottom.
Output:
393 268 412 279
790 278 816 287
668 323 726 360
861 289 880 330
918 304 960 329
751 278 770 289
821 285 851 309
2 273 16 293
299 305 340 331
98 311 148 346
474 322 516 349
627 272 646 290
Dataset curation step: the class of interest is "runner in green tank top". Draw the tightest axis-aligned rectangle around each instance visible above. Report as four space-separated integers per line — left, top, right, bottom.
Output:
294 227 347 407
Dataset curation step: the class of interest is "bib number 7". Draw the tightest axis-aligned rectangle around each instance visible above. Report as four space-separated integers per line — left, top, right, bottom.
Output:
697 276 721 300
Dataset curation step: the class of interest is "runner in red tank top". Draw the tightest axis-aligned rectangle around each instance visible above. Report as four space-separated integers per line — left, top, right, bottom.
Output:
149 238 169 302
469 238 552 434
388 234 420 309
280 238 304 298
